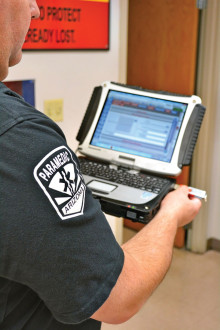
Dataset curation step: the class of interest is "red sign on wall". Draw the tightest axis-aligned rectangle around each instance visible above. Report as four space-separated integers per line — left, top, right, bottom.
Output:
23 0 109 50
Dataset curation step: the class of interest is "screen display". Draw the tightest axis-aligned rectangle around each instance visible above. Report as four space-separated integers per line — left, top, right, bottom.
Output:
90 90 187 162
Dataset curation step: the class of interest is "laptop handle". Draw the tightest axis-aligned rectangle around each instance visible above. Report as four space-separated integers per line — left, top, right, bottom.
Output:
76 86 102 144
111 81 191 97
178 103 206 167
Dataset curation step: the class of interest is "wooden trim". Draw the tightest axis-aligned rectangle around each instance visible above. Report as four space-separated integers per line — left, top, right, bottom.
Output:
124 219 145 232
207 239 220 252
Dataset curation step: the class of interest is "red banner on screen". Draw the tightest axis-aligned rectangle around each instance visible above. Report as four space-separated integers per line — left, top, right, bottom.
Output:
23 0 109 50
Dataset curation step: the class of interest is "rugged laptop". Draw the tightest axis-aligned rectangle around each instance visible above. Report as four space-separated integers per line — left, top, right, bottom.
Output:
76 82 206 224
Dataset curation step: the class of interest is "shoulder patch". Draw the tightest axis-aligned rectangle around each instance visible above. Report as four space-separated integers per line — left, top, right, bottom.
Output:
34 146 86 220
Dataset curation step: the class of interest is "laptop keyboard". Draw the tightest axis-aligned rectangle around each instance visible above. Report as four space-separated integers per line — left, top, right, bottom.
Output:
79 158 170 194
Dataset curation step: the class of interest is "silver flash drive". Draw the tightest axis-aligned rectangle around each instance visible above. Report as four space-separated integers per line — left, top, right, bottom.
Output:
173 184 207 202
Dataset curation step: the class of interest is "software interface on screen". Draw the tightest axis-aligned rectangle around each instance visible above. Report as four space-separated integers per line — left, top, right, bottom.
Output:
90 90 187 162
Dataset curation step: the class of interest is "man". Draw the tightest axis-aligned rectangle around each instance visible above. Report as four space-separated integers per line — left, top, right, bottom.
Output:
0 1 202 329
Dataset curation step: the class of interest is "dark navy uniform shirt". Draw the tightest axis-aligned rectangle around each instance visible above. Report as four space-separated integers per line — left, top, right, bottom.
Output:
0 82 124 329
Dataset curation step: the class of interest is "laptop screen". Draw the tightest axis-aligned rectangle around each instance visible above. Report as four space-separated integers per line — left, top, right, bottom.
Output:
90 90 187 163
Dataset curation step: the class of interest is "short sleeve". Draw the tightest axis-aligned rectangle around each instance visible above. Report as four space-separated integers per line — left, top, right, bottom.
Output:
0 116 124 324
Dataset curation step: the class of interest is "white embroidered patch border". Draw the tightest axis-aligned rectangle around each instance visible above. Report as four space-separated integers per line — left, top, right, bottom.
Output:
34 146 85 220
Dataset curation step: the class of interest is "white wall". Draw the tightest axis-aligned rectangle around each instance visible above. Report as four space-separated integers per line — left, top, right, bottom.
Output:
6 0 128 244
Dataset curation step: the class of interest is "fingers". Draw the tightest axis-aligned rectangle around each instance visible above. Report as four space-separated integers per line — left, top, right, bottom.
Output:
175 185 202 212
160 185 202 227
188 196 202 215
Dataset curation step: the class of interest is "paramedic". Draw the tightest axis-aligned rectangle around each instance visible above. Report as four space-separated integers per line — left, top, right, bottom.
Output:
0 1 202 329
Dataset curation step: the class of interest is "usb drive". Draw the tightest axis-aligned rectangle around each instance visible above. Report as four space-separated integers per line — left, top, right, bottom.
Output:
173 184 207 202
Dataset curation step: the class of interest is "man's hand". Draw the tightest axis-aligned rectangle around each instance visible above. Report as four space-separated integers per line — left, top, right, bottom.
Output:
160 185 202 228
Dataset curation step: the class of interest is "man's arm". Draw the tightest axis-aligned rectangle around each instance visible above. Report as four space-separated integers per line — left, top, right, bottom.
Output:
92 186 202 324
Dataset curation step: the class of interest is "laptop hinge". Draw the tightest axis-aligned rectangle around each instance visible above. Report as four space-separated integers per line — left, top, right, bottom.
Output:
119 155 135 162
118 155 135 168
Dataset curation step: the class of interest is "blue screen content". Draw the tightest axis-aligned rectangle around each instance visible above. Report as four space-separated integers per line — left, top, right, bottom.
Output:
90 90 187 162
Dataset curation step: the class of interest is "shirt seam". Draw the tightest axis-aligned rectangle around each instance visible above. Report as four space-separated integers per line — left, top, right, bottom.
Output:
0 113 53 136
